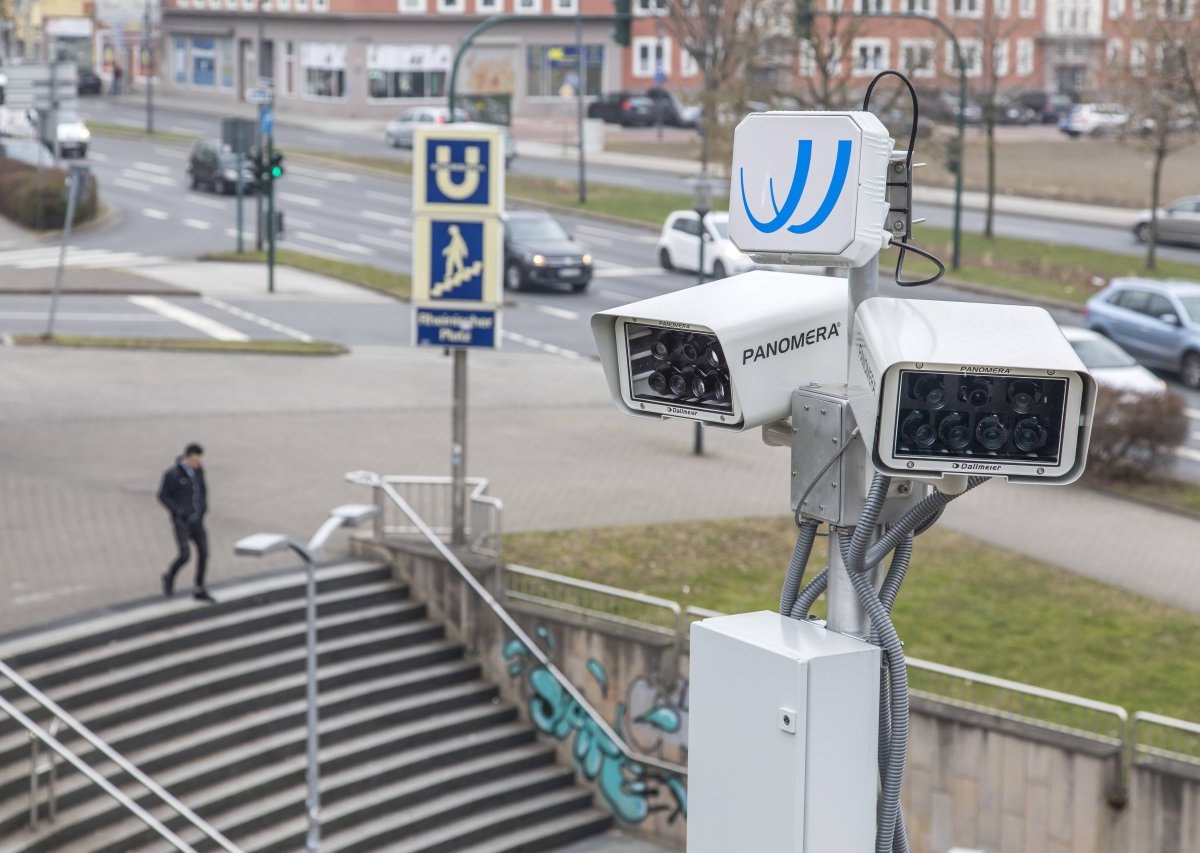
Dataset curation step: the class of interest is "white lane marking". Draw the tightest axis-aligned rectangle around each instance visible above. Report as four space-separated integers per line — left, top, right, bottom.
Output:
201 296 314 343
294 231 377 256
120 168 177 187
287 216 316 230
388 228 412 243
577 233 615 246
127 296 249 341
576 224 656 245
596 287 641 301
224 228 255 241
184 218 212 231
89 151 109 162
358 234 403 250
152 146 183 158
4 250 165 269
362 210 409 227
133 161 172 175
278 192 322 208
1186 408 1200 421
593 267 669 278
502 330 583 360
534 304 579 321
142 208 169 220
114 177 152 192
0 312 171 322
188 195 227 210
365 190 406 205
1174 445 1200 463
289 162 356 182
289 175 330 189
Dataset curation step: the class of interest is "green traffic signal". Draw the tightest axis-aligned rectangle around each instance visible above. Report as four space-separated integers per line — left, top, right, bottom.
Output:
269 152 285 180
612 0 631 48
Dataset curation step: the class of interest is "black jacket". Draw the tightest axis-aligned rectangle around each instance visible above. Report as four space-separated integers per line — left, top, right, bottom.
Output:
158 459 207 524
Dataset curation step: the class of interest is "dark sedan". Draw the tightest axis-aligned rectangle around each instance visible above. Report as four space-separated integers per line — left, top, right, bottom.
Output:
77 68 103 95
503 211 593 293
186 138 259 195
586 93 657 127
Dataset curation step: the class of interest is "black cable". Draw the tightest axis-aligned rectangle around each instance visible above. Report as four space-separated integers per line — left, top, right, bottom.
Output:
862 70 946 289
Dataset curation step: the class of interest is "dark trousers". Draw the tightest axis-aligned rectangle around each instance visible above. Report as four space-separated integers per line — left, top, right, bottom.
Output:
167 519 208 589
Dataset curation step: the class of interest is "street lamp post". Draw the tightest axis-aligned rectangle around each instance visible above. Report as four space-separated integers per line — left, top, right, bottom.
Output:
234 503 380 853
654 20 665 142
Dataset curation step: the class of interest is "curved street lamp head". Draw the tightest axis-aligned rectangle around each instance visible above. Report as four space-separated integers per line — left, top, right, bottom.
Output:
328 504 381 528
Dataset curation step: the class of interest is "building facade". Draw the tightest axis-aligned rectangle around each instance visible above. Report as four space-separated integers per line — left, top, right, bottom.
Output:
160 0 623 117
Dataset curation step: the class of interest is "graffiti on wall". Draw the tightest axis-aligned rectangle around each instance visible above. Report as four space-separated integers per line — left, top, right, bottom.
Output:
503 627 688 825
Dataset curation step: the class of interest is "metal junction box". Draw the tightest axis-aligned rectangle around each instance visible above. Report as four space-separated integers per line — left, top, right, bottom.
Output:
687 611 881 853
790 385 868 525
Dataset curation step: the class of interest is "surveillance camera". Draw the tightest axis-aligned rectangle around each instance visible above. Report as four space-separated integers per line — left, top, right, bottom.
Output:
848 298 1096 484
591 271 848 431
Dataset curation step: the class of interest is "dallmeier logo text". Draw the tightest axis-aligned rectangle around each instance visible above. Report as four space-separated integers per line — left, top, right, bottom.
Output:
743 323 840 365
959 366 1011 374
952 462 1002 471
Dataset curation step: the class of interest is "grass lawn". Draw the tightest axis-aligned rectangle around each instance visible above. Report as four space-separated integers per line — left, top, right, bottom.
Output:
505 517 1200 719
88 121 197 147
202 249 411 300
13 334 345 355
1097 475 1200 516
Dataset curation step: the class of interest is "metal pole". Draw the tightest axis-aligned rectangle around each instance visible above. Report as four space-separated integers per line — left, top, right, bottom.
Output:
694 202 707 457
267 136 276 293
451 349 467 546
952 56 966 271
144 0 153 134
303 554 321 853
575 12 586 205
45 170 80 338
236 152 244 253
255 1 265 251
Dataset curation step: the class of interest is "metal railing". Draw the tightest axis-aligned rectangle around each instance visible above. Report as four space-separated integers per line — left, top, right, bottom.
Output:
0 660 242 852
371 475 502 560
29 718 61 828
347 470 687 780
1132 711 1200 766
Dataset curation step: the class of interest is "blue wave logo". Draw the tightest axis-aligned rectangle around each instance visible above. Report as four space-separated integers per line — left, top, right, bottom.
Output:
738 139 852 234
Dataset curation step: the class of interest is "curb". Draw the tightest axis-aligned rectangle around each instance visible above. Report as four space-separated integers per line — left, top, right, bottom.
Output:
10 337 348 356
936 275 1088 314
1083 482 1200 524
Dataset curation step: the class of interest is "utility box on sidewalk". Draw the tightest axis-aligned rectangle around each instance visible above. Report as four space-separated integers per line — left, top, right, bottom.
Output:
582 118 604 154
687 611 881 853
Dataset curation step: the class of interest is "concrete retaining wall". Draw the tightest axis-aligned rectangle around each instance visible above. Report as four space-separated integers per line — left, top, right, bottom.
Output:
356 538 1200 853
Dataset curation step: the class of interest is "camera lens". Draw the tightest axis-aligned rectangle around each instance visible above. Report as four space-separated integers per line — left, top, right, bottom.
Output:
704 344 722 369
901 411 937 449
938 412 972 450
961 378 992 408
692 370 716 399
913 376 947 409
975 415 1008 451
1014 417 1048 452
648 371 670 394
712 380 729 404
668 371 691 397
1008 380 1040 415
650 332 677 363
678 339 700 364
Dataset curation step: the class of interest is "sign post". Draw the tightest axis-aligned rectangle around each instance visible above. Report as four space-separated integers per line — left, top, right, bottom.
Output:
411 125 505 545
45 163 90 338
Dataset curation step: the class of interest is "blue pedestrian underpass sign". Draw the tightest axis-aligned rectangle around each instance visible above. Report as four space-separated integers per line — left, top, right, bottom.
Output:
260 105 274 138
411 216 502 305
414 306 500 349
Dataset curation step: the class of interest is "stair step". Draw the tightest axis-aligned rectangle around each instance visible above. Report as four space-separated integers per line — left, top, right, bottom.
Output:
428 806 613 853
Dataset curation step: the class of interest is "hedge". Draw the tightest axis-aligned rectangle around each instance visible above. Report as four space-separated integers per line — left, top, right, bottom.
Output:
0 157 99 230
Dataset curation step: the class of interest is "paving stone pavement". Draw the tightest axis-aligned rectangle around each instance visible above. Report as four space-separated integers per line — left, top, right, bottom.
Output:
0 343 1198 637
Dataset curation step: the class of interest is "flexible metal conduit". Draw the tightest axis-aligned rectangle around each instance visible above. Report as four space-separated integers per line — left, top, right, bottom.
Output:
347 470 688 779
0 660 241 852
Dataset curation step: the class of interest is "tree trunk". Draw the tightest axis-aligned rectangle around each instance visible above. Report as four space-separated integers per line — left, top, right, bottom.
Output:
984 115 996 239
1147 138 1165 272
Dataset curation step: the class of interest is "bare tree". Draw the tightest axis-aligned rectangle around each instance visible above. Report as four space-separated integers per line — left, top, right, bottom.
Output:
794 7 863 110
1112 2 1200 270
969 0 1023 238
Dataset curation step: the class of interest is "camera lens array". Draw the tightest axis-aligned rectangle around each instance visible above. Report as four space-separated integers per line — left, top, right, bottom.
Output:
894 370 1066 464
626 323 733 414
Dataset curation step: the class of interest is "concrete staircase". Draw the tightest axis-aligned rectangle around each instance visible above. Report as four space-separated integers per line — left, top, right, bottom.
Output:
0 562 612 852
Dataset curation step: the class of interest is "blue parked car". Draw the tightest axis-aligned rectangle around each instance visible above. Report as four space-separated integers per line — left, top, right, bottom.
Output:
1086 278 1200 388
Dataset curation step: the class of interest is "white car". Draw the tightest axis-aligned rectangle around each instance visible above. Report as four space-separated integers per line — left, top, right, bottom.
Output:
1060 326 1166 394
656 211 756 280
1060 103 1129 138
384 109 516 165
55 111 90 158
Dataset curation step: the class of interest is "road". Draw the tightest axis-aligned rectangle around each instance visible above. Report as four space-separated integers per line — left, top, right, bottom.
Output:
3 113 1198 478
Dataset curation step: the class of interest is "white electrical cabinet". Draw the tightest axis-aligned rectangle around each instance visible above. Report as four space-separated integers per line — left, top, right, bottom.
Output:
687 611 881 853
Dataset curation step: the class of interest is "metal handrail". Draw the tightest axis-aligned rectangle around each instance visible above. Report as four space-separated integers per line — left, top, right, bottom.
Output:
1131 710 1200 774
505 564 683 638
0 660 241 852
29 718 61 828
374 475 503 560
347 470 687 779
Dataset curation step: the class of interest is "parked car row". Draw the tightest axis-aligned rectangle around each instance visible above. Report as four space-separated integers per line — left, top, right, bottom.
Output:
382 106 516 165
587 88 699 128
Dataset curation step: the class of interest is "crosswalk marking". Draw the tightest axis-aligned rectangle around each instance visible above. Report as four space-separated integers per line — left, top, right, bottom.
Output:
128 296 248 341
0 248 168 270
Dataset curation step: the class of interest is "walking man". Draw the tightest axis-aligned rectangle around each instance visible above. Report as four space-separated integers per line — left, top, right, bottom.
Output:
158 443 215 603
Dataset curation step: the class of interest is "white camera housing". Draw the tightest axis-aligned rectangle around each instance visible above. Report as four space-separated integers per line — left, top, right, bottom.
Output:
848 298 1097 484
591 271 849 431
728 111 894 269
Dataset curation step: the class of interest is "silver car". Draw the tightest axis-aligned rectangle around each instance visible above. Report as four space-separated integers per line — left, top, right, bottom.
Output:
384 108 516 166
1085 278 1200 388
1133 195 1200 247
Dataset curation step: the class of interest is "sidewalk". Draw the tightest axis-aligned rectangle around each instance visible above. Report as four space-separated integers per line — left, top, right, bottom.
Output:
2 322 1198 632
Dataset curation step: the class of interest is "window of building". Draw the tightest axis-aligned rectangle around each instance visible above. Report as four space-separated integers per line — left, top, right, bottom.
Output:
950 0 982 15
827 0 843 10
635 0 668 13
477 0 500 10
437 0 463 11
857 0 888 12
275 0 290 11
1133 0 1146 16
947 38 982 74
1160 0 1192 16
173 37 187 83
313 0 327 11
852 37 889 74
301 42 347 98
398 0 425 10
191 37 216 85
798 41 816 75
903 0 934 13
681 47 700 77
1106 38 1122 65
993 38 1009 76
526 44 604 95
367 44 452 99
224 0 238 12
632 35 670 77
1016 37 1034 74
996 0 1010 15
552 0 577 11
1130 38 1147 71
515 0 540 11
1108 0 1124 16
295 0 307 12
284 40 295 95
1019 0 1036 15
899 38 935 76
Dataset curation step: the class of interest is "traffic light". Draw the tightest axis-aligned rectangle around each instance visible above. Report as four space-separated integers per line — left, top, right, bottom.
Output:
613 0 631 48
269 151 285 180
252 150 268 184
795 0 814 38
